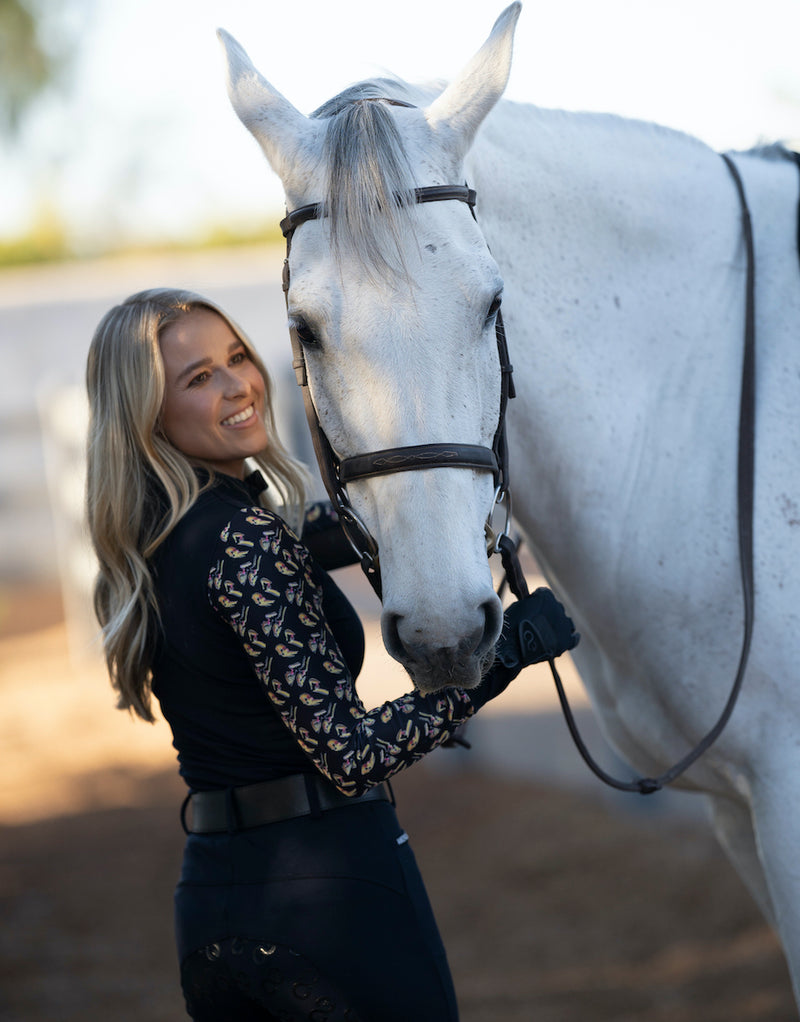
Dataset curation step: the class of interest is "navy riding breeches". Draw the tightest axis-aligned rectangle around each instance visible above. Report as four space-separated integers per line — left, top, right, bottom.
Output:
175 798 459 1021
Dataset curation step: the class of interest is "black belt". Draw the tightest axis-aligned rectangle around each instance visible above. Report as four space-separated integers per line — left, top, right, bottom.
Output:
183 774 390 834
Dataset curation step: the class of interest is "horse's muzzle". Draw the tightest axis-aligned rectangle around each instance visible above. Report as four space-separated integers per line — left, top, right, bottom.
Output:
381 596 502 694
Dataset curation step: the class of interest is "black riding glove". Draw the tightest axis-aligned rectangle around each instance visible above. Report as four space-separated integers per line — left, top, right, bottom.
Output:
497 587 579 669
469 587 579 710
301 501 361 571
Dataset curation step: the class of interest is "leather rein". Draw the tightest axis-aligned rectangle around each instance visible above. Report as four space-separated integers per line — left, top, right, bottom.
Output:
278 153 755 796
538 153 756 795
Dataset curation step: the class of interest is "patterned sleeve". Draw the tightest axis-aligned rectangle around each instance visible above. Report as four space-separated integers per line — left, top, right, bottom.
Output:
207 506 477 796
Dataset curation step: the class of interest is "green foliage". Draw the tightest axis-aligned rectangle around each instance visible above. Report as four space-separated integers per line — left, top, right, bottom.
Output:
0 0 66 135
191 221 286 252
0 216 286 268
0 199 70 264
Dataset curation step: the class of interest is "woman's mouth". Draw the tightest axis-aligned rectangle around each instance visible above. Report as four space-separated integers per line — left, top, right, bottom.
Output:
221 404 255 427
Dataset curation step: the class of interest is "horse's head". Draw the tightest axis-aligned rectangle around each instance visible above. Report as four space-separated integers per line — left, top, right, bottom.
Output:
218 5 521 692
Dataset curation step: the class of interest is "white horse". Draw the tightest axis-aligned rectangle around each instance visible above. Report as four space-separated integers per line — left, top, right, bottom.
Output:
218 4 800 1005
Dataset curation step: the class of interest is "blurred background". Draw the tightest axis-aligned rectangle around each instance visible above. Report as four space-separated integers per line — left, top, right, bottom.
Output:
1 1 799 1019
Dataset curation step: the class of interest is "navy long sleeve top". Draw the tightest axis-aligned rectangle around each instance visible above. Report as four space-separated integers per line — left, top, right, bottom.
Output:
150 473 481 795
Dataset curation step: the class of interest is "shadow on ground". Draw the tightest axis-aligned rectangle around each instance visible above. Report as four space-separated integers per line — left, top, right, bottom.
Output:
0 762 794 1022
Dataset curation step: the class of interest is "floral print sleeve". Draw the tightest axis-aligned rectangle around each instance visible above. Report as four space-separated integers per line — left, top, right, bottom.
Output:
207 507 477 796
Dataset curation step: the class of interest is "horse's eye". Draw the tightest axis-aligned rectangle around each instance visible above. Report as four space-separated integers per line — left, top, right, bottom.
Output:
293 319 319 348
486 292 503 322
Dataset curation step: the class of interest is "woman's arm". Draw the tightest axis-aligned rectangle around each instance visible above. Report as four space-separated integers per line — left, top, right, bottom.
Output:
208 507 478 796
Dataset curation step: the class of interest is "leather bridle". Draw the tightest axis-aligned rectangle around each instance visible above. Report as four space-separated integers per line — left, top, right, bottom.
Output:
280 184 516 600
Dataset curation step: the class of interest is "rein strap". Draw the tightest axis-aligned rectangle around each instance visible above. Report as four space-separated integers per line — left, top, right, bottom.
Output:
535 152 756 795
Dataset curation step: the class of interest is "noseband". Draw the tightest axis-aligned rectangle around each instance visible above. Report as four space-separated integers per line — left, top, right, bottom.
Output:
280 185 515 599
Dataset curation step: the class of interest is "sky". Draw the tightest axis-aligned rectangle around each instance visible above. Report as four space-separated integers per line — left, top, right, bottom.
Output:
2 0 799 252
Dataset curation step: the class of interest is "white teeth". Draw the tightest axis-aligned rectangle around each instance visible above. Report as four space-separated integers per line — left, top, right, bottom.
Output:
222 405 255 426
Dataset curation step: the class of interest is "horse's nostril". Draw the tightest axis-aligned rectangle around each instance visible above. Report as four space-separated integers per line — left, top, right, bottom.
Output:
381 612 405 664
381 596 502 668
477 597 503 657
380 597 500 693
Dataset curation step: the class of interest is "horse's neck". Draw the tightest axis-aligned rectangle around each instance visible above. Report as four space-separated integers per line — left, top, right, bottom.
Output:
470 105 738 363
469 105 746 615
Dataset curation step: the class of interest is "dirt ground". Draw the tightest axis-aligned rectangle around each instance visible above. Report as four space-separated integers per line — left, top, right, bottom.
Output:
0 585 796 1021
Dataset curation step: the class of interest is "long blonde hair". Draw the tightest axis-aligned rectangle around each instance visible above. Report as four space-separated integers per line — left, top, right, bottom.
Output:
86 287 308 722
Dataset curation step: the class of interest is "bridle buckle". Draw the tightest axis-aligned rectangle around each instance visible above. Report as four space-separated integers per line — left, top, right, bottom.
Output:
485 485 513 556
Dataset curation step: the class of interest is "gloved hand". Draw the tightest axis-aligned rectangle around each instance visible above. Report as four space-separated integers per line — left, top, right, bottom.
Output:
301 501 361 570
468 588 579 710
496 587 579 672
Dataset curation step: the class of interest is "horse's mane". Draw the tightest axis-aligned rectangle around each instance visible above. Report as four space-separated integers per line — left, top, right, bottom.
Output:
307 76 798 278
310 78 438 278
736 140 799 163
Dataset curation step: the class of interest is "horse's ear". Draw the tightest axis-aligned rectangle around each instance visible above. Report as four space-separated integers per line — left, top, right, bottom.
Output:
425 3 521 160
217 29 319 188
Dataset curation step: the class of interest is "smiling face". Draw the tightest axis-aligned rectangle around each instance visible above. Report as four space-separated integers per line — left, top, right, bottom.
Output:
158 307 269 478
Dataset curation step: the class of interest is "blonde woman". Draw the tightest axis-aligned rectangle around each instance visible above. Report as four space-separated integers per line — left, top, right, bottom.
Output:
86 287 578 1022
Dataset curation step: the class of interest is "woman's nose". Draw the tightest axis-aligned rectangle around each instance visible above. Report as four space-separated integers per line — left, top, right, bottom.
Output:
221 369 248 397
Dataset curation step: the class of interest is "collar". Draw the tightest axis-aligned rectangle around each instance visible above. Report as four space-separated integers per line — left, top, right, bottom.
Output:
195 467 268 504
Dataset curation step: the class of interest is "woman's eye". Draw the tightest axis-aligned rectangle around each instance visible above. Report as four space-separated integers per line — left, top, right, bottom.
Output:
189 371 209 387
230 351 246 365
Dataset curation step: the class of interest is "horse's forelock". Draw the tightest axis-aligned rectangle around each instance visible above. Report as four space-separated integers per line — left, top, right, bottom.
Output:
312 81 424 279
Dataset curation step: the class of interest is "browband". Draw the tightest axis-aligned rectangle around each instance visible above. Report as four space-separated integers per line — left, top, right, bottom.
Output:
280 185 477 239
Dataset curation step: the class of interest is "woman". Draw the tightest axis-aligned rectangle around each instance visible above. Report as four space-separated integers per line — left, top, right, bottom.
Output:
85 287 578 1022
